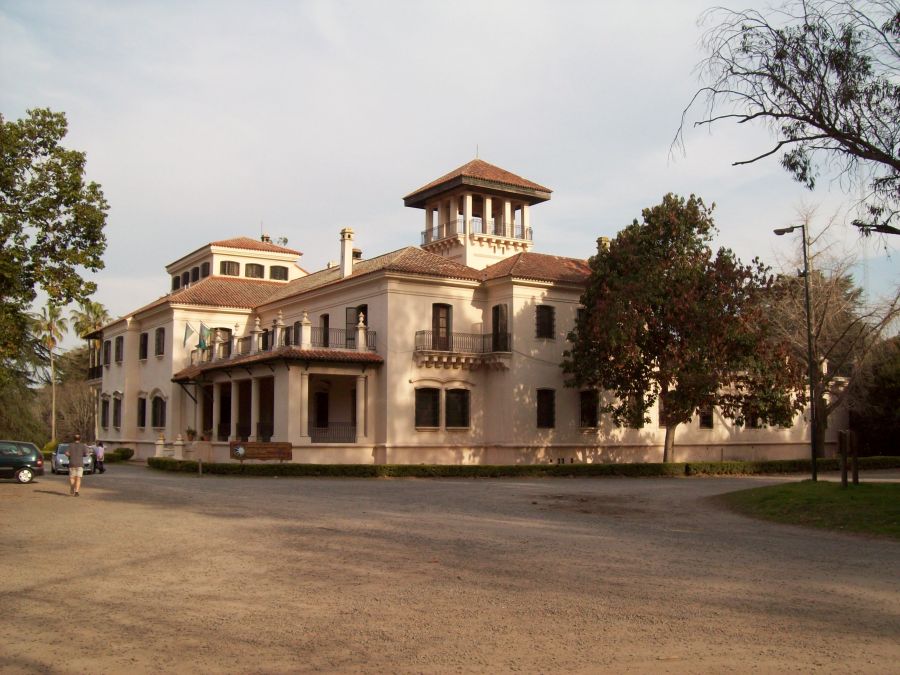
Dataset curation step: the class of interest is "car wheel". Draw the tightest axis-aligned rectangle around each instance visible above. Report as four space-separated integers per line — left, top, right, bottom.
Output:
15 468 34 484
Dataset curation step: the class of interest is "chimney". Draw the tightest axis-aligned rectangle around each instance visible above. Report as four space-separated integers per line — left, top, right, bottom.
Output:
261 232 271 243
352 247 362 261
340 227 354 278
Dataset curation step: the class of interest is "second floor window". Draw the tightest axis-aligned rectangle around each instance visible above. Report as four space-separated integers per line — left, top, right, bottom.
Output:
245 263 264 278
172 276 181 291
191 266 200 282
270 265 288 280
535 305 555 339
220 260 239 276
114 336 123 363
200 262 210 278
154 327 165 356
139 332 148 360
181 271 190 287
102 340 111 366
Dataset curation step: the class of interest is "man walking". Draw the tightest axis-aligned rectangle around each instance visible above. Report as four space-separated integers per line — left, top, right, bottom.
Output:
65 433 89 496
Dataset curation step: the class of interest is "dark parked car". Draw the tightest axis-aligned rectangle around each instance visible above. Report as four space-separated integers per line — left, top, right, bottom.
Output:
51 443 95 474
0 440 45 483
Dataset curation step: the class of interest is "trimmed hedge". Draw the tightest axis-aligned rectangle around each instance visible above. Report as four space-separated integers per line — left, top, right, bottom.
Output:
144 456 900 478
113 447 134 461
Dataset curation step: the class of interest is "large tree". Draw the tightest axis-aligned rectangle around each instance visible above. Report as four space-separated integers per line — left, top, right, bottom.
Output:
850 336 900 454
769 219 900 458
563 194 804 462
0 108 108 364
677 0 900 231
33 304 68 442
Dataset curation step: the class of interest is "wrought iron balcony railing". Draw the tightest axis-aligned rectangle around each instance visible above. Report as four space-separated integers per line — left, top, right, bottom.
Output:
414 331 511 353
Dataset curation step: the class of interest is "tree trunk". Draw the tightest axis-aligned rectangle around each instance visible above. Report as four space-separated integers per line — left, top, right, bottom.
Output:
813 394 828 460
50 350 56 442
663 424 677 463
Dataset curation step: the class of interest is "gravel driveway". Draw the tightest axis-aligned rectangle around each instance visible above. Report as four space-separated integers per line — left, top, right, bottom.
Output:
2 464 898 673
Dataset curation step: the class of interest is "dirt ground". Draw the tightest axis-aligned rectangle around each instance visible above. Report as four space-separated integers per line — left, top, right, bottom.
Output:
1 464 898 674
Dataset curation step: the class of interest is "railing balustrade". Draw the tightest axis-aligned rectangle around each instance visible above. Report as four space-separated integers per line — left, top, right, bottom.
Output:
421 216 532 245
87 365 103 380
310 422 357 443
414 330 511 353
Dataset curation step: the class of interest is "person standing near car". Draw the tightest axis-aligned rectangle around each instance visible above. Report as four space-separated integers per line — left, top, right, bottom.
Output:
65 433 89 496
94 441 105 474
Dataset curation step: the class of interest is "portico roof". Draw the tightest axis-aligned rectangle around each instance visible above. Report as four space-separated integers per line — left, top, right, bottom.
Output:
172 346 384 383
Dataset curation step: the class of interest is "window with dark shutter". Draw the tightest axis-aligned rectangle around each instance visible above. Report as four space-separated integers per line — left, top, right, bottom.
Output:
100 399 109 428
537 389 556 428
114 336 123 363
200 262 210 278
445 389 470 428
270 265 288 280
191 266 200 282
535 305 555 339
137 398 146 427
113 398 122 427
154 327 165 356
245 263 264 278
491 304 509 351
103 340 111 366
172 276 181 291
580 390 599 427
415 388 440 428
139 333 148 360
181 271 190 287
151 396 166 428
432 304 452 350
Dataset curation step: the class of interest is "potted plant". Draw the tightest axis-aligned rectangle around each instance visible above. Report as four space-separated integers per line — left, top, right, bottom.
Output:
185 427 196 442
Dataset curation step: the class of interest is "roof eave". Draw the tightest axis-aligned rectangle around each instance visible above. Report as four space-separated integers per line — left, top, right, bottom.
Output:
404 176 552 209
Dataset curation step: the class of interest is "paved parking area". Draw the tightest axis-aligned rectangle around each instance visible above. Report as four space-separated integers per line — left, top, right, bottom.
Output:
2 464 898 673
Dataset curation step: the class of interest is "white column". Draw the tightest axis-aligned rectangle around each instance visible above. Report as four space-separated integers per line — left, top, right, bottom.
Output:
230 380 239 440
250 316 262 353
212 382 221 441
250 377 260 441
463 193 472 235
299 371 310 440
503 200 512 237
447 197 457 236
273 310 285 348
356 313 367 352
194 384 202 439
484 197 492 234
425 206 434 242
231 324 240 357
356 375 366 440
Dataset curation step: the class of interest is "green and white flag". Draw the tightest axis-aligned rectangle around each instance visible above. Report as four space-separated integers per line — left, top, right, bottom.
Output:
199 322 211 349
183 322 196 348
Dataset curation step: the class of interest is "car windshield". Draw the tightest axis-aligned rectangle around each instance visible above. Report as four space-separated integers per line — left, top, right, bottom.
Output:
14 442 38 453
56 445 69 454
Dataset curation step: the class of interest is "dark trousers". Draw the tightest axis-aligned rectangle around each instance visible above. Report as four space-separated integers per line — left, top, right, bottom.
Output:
96 459 105 473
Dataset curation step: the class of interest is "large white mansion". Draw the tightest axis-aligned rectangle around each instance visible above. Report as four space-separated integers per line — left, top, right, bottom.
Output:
88 160 837 463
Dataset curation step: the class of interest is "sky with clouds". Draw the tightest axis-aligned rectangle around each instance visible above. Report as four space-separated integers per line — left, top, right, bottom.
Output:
2 0 896 350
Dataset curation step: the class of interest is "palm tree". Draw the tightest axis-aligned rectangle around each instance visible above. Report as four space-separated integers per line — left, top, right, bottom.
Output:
71 300 110 338
34 304 69 442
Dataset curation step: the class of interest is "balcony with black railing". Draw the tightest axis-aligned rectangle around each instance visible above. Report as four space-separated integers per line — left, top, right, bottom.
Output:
414 330 511 370
87 365 103 381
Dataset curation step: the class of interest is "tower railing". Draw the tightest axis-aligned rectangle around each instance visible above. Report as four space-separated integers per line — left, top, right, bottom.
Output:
421 216 532 244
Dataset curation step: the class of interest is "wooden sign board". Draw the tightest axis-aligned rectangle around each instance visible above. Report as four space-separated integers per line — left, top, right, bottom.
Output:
229 441 292 461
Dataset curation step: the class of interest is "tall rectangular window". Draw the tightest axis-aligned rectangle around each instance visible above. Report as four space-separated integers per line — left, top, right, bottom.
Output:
432 304 451 351
537 389 556 428
103 340 111 366
579 390 599 427
191 266 200 282
699 405 714 429
492 304 509 351
535 305 555 339
114 336 123 363
151 396 166 428
415 388 440 428
320 314 329 347
139 332 148 360
137 398 146 428
154 327 165 356
112 398 122 427
100 399 109 428
445 389 470 428
200 262 210 278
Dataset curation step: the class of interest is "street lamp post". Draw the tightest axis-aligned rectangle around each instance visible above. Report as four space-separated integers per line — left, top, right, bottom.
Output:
774 224 818 481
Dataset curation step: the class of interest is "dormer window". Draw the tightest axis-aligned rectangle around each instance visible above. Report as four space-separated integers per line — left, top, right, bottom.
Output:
200 262 210 278
191 266 200 282
270 265 288 280
220 261 239 276
172 276 181 291
181 271 190 287
245 263 264 279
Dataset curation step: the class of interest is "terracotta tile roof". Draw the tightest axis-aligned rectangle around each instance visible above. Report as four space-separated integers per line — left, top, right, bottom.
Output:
131 277 284 316
403 159 553 208
211 236 301 256
481 252 591 284
260 247 481 306
172 346 384 382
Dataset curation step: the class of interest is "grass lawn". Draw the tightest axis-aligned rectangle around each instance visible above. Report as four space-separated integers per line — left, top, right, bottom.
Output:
721 481 900 538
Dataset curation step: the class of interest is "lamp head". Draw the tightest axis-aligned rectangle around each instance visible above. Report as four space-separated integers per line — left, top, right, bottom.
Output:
773 226 798 236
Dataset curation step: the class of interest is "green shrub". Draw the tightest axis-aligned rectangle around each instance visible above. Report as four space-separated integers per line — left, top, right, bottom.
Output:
145 455 900 478
103 452 121 463
113 447 134 461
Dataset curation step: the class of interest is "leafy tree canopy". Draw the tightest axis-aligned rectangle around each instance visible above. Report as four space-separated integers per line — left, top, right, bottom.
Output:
0 108 108 363
563 193 804 461
677 0 900 231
